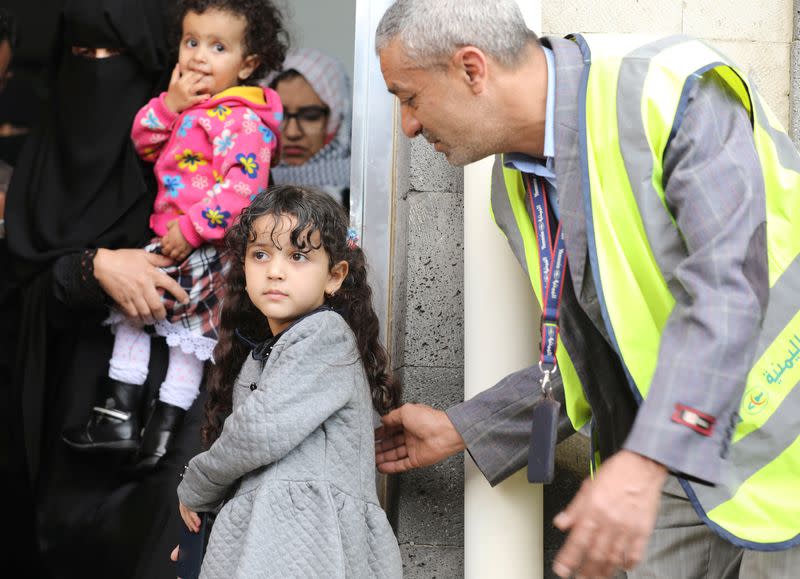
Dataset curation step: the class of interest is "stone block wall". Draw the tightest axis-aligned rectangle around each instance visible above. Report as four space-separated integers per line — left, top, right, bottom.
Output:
390 136 466 578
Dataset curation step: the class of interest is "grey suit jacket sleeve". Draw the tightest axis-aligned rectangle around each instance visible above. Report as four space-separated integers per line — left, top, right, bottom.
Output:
447 367 573 486
623 71 768 484
178 313 356 511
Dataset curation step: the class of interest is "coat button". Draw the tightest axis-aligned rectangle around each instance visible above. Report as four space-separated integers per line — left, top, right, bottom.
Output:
250 383 257 391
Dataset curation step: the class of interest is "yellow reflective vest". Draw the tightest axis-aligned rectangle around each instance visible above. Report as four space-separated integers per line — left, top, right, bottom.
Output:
492 34 800 549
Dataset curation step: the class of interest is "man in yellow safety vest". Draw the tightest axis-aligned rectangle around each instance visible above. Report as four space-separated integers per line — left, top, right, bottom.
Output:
374 1 800 577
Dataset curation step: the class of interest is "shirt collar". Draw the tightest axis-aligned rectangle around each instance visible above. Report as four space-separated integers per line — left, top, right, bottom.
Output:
503 45 556 178
235 305 337 361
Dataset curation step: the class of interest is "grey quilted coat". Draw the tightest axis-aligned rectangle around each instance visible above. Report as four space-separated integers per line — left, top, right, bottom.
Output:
178 310 402 578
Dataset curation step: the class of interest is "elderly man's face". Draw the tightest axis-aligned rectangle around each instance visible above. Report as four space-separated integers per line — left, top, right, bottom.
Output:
380 39 493 166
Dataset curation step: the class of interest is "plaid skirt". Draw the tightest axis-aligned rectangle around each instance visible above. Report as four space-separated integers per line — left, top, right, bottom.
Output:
107 241 230 361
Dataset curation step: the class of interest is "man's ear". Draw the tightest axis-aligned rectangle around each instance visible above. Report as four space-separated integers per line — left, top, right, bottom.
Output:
451 46 488 94
238 54 260 81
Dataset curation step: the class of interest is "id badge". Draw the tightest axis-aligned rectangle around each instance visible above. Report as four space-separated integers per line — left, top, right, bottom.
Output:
527 394 561 484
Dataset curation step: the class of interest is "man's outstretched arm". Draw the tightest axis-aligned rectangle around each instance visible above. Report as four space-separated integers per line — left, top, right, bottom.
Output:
375 403 466 473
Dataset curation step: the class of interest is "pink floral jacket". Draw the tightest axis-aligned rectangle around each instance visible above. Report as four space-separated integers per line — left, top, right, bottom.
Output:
131 86 282 247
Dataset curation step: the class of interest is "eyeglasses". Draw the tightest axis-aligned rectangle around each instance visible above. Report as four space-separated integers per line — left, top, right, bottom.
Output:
280 105 329 133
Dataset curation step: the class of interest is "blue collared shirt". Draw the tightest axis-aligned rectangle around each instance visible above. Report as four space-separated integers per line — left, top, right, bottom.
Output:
503 46 558 218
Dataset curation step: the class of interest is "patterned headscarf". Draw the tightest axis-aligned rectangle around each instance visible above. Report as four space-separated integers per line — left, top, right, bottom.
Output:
264 48 351 192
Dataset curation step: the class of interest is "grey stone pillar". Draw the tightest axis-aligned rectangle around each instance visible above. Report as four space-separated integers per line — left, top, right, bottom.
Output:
390 136 465 578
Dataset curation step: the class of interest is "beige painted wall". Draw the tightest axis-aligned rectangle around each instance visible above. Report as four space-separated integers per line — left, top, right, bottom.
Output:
543 0 793 127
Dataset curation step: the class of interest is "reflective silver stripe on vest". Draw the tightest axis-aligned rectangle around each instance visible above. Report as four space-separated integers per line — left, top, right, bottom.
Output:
616 35 692 297
694 252 800 511
694 381 800 511
491 156 531 279
754 253 800 360
751 90 800 173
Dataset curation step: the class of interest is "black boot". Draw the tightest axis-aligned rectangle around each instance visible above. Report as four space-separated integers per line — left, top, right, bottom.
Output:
134 400 186 471
62 377 145 451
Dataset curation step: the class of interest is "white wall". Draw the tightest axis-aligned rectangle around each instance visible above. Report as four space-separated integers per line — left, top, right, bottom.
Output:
281 0 357 80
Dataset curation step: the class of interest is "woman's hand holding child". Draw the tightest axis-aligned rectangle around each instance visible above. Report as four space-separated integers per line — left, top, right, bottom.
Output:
93 248 189 322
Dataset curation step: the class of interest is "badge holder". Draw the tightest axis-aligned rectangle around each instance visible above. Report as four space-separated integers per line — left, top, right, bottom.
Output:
527 363 560 483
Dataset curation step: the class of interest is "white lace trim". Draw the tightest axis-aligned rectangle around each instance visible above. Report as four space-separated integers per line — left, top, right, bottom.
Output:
104 312 216 362
103 311 127 331
152 319 217 362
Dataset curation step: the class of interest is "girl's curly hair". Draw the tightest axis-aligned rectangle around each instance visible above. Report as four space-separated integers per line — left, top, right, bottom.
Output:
174 0 288 84
201 185 402 446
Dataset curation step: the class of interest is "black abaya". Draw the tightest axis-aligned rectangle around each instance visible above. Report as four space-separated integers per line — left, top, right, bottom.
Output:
4 1 207 577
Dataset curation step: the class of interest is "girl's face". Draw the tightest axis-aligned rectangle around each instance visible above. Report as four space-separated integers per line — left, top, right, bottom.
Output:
244 214 348 336
274 75 329 166
178 9 258 96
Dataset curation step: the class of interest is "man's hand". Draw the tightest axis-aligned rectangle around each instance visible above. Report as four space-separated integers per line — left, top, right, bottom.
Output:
164 64 213 114
94 248 190 323
552 449 668 578
161 219 193 262
375 403 466 473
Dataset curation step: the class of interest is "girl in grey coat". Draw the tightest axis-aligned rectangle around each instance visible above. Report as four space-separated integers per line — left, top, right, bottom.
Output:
175 185 403 578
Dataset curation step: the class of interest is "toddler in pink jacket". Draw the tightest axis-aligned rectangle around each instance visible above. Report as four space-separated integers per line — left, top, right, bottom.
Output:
63 0 287 470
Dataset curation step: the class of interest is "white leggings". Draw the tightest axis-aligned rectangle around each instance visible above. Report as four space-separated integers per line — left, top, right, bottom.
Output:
108 321 204 410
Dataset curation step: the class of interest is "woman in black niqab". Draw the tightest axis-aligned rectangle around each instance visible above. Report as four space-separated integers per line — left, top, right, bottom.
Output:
4 1 205 577
8 0 166 275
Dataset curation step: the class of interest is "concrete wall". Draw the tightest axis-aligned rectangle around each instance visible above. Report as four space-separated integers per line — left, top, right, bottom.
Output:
390 2 798 578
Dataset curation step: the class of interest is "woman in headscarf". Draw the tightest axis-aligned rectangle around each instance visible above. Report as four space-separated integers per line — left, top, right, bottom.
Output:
266 47 352 208
4 0 202 576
